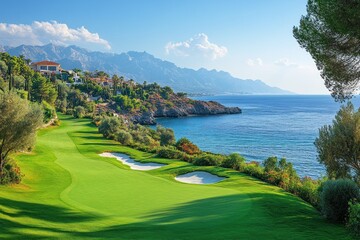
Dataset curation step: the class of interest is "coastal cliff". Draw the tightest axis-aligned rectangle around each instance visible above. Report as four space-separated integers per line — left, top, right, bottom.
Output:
128 94 241 125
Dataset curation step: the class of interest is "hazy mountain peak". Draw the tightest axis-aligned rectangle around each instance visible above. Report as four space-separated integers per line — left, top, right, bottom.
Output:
3 44 292 95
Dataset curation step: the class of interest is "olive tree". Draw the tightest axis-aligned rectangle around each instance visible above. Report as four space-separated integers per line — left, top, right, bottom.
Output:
0 92 43 176
157 126 175 146
315 103 360 182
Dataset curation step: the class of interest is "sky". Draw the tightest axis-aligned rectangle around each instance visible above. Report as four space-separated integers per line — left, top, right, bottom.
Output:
0 0 329 94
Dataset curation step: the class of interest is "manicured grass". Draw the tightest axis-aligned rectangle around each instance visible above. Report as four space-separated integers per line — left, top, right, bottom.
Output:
0 114 351 239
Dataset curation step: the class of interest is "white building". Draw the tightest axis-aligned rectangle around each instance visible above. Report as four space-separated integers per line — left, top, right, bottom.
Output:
30 60 61 75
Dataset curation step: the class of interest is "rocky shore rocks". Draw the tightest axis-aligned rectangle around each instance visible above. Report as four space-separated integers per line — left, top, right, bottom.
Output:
131 99 241 125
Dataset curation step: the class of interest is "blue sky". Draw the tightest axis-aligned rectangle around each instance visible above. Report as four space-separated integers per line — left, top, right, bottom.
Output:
0 0 328 94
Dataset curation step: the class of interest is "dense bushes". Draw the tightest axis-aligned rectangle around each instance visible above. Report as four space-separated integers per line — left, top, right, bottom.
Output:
0 161 22 185
296 177 321 208
42 101 56 123
74 106 85 118
157 147 187 160
157 126 176 146
243 162 264 179
348 202 360 237
193 154 224 166
176 138 200 155
221 153 245 170
98 117 122 139
116 130 133 145
262 157 299 190
319 179 360 222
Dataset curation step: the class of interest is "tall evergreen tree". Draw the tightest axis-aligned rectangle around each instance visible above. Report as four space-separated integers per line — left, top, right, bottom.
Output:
293 0 360 101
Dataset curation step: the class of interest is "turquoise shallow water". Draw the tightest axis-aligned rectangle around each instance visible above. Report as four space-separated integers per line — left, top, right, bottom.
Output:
156 95 360 179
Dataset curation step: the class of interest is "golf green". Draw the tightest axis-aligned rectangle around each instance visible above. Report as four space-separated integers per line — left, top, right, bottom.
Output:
0 114 351 239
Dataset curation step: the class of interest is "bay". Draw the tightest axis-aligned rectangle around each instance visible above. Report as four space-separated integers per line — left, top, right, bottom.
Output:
156 95 360 179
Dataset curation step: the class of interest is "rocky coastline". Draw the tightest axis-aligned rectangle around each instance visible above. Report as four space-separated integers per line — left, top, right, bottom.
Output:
130 99 241 125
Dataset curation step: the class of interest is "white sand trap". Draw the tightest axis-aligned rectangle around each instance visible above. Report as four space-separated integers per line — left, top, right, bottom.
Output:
99 152 165 171
175 171 225 184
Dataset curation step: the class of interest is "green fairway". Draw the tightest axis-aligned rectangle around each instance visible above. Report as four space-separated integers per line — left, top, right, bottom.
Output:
0 114 351 239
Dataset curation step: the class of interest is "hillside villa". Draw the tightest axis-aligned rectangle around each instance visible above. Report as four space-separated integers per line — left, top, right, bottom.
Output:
89 77 113 87
30 60 61 75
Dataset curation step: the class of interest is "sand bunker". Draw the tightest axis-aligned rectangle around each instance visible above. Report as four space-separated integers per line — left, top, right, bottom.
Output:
99 152 165 170
175 171 225 184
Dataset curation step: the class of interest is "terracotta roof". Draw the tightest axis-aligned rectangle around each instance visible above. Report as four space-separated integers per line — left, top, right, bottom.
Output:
32 60 60 66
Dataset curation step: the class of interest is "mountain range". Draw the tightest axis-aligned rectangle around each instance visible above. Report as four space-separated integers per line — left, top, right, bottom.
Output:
1 44 291 95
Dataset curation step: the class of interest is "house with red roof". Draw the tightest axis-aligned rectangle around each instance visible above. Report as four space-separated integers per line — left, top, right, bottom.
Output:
30 60 61 75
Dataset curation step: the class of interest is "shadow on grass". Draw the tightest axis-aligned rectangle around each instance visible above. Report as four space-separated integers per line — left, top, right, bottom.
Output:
0 197 96 238
71 134 105 140
70 193 349 239
81 143 119 146
0 191 349 239
0 197 95 223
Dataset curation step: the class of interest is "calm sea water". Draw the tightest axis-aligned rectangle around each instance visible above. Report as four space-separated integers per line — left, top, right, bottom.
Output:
156 95 360 179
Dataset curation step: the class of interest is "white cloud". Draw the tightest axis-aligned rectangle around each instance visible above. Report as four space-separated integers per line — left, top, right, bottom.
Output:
246 58 263 67
274 58 298 67
165 33 228 60
0 21 111 51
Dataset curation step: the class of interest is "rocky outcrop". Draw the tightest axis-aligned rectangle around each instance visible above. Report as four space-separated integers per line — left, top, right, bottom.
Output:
132 111 157 125
133 99 241 125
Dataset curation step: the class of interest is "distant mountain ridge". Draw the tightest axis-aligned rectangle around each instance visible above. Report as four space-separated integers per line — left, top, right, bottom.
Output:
1 44 292 95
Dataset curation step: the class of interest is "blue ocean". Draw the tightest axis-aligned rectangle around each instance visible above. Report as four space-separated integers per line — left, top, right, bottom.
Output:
156 95 360 179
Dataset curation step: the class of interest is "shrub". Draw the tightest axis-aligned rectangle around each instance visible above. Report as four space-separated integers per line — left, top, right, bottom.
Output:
0 161 22 185
297 177 321 207
41 101 56 123
221 153 245 170
66 108 74 115
98 116 122 139
157 147 186 159
132 144 157 154
74 106 85 118
348 201 360 237
92 115 103 126
116 130 133 145
55 99 67 113
243 162 264 179
263 156 279 172
175 137 201 155
193 154 224 166
319 179 360 222
157 126 176 146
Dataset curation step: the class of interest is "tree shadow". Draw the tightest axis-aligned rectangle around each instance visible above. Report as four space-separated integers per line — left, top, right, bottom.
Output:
73 130 99 135
0 197 96 238
0 197 95 223
70 193 349 239
81 142 119 146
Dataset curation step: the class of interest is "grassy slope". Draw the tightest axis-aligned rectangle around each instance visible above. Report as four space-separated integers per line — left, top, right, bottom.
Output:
0 114 351 239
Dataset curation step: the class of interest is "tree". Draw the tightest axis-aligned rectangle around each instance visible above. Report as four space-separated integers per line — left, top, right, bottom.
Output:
74 106 85 118
112 74 120 95
72 68 82 73
67 89 86 109
98 116 122 139
221 153 245 170
0 60 8 85
116 130 133 145
293 0 360 101
157 126 176 146
31 73 57 105
0 92 43 176
315 103 360 182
